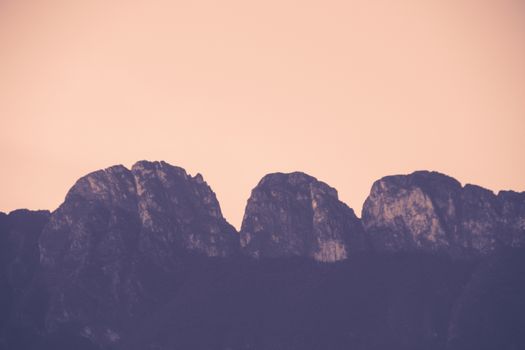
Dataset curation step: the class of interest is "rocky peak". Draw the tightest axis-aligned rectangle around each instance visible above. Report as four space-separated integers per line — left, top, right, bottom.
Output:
41 161 237 267
37 160 238 347
131 160 237 260
362 171 525 256
65 165 137 211
240 172 365 262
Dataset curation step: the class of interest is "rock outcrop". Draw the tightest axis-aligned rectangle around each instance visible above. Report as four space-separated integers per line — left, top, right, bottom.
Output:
362 171 525 256
131 161 238 261
240 172 365 262
38 161 238 347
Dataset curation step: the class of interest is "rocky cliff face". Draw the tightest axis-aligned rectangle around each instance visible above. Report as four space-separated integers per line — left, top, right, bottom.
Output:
131 161 238 261
38 161 238 347
362 171 525 256
240 172 365 262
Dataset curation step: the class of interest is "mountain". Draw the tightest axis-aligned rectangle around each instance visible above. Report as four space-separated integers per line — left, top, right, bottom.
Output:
240 172 365 262
35 160 238 348
362 171 525 256
1 161 524 349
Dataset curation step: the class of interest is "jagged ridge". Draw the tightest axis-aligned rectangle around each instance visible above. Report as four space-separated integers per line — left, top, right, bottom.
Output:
1 161 524 349
362 171 525 256
37 160 238 347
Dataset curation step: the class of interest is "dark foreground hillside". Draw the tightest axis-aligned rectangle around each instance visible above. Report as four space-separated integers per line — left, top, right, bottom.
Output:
123 253 475 350
3 248 525 350
121 251 525 350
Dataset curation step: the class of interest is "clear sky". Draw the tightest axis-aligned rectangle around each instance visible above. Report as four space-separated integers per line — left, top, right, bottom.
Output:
1 0 524 228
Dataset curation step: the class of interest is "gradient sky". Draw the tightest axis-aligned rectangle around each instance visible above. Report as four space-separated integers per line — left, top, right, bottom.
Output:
1 0 524 228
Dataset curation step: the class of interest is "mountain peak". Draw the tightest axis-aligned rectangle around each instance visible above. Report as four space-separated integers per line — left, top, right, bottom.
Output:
65 164 137 210
38 160 238 346
240 171 364 262
362 170 525 256
256 172 339 199
131 160 189 179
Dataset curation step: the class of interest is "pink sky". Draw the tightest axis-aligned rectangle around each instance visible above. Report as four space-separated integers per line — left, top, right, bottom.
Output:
1 0 524 228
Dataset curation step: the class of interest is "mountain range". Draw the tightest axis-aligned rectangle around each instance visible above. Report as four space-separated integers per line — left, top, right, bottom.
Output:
1 160 524 350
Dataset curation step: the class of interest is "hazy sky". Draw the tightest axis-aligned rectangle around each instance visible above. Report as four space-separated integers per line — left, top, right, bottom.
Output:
1 0 524 228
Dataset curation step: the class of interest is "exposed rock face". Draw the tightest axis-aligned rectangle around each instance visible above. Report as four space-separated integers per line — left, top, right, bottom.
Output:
362 171 525 256
38 165 142 347
131 161 238 262
240 172 365 262
38 161 238 347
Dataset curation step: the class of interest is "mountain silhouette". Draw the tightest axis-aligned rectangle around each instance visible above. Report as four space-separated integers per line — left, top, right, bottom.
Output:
1 160 524 349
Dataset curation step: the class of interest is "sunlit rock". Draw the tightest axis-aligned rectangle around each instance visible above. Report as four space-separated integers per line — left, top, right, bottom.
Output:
240 172 365 262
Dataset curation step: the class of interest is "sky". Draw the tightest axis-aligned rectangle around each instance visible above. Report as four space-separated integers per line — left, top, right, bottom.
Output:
1 0 524 228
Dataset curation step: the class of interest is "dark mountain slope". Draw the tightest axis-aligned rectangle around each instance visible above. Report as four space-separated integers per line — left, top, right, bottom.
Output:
123 253 476 350
0 210 50 350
